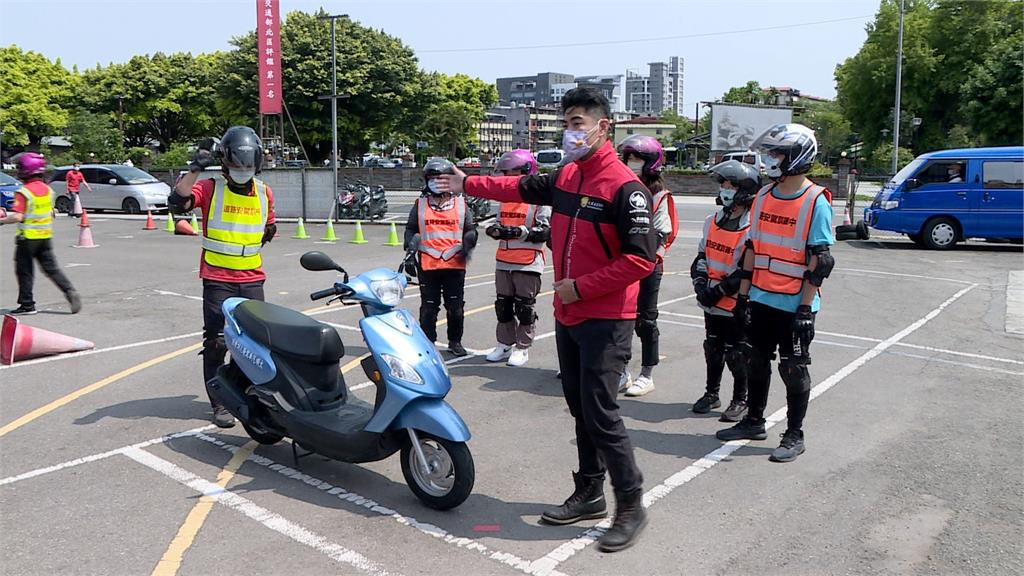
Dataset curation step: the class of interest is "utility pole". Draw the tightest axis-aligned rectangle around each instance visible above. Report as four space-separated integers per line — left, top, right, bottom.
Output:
317 14 348 206
892 0 905 174
115 94 125 135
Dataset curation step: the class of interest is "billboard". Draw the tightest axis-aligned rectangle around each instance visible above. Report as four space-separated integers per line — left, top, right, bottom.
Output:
258 0 282 114
710 104 793 152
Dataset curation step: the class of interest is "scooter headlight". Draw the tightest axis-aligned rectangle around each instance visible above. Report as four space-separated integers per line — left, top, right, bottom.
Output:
370 278 404 306
381 353 422 385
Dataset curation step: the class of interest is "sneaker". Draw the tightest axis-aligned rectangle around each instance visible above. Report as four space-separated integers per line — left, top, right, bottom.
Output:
716 417 767 441
448 341 468 357
720 399 748 422
540 471 607 525
486 344 512 362
692 392 721 414
625 375 655 397
618 371 632 393
66 290 82 314
212 406 236 428
9 305 37 315
770 430 806 462
507 347 529 367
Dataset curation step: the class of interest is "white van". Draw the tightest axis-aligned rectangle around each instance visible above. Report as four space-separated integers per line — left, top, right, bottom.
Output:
536 149 564 169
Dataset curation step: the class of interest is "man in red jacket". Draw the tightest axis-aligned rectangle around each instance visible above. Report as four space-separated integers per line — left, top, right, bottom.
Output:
436 87 657 552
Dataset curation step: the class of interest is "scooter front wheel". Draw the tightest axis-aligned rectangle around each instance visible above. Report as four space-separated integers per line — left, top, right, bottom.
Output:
401 432 474 510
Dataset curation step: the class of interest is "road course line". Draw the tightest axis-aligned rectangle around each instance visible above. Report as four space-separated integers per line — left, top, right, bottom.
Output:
528 283 978 575
838 267 975 286
1006 270 1024 335
122 447 395 576
0 332 204 371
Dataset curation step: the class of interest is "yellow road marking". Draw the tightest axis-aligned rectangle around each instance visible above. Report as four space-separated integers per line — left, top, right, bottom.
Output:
150 441 257 576
0 343 202 438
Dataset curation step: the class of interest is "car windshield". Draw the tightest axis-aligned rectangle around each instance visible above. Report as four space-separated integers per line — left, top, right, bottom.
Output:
0 172 18 186
109 166 160 184
889 158 926 185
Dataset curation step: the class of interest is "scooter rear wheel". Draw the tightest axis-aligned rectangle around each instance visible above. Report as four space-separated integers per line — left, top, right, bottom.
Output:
401 433 474 510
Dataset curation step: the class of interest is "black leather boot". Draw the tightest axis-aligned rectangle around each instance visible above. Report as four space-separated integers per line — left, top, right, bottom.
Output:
540 471 607 525
598 488 647 552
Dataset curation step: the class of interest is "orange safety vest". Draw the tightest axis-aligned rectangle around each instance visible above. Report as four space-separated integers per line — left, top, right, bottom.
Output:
702 212 749 312
653 189 679 261
417 196 467 271
748 182 831 295
495 201 546 265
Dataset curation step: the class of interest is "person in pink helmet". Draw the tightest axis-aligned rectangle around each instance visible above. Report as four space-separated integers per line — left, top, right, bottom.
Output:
484 150 551 367
0 152 82 315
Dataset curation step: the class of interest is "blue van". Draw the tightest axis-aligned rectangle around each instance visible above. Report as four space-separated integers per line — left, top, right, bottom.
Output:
864 146 1023 249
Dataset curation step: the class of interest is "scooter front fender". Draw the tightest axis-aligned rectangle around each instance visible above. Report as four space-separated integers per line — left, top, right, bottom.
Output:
389 398 471 442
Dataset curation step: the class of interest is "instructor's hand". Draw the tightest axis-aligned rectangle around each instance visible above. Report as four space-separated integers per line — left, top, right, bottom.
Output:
553 279 579 304
434 167 467 196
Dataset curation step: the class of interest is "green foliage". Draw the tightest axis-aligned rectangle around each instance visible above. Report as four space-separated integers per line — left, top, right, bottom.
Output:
151 142 191 170
657 109 695 145
66 109 123 162
722 80 768 105
868 142 915 173
0 46 78 145
807 162 834 178
797 100 853 163
945 125 977 149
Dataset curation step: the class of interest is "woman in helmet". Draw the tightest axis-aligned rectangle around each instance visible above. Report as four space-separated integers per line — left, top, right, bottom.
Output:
716 123 835 464
691 160 760 421
483 150 551 367
404 157 478 356
0 152 82 315
615 135 678 397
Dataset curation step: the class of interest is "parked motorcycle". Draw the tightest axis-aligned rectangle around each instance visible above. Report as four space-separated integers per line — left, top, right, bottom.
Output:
465 195 493 222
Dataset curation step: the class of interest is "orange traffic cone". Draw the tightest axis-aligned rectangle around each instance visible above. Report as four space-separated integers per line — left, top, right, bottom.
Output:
174 218 197 236
842 208 852 226
73 208 98 248
143 211 157 230
1 314 95 365
71 193 82 217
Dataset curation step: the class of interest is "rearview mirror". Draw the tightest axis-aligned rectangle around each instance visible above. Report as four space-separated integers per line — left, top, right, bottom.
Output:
905 178 919 190
108 179 117 185
300 251 343 273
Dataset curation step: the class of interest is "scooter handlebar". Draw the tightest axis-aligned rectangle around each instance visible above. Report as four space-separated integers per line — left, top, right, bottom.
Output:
310 286 339 301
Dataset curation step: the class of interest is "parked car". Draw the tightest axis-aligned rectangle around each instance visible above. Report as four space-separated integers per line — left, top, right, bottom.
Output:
50 164 170 214
535 149 564 169
0 171 21 210
456 157 481 168
864 146 1024 249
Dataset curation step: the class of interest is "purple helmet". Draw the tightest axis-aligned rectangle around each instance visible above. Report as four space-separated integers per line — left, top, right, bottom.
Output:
494 149 536 175
14 152 47 179
617 135 664 177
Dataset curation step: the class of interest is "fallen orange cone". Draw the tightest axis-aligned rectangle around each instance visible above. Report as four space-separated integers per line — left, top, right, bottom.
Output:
174 219 197 236
1 314 95 365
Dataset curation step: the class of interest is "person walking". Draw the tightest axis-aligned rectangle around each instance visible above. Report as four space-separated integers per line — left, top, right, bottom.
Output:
64 162 92 218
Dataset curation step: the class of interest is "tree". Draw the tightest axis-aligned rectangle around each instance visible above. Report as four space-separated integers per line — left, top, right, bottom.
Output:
66 110 123 162
868 142 914 173
406 72 497 159
0 46 77 146
722 81 767 105
959 27 1023 146
658 109 694 145
797 100 852 165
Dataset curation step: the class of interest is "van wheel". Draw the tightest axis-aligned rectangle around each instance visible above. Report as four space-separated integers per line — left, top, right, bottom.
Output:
122 197 141 214
54 196 72 214
922 217 959 250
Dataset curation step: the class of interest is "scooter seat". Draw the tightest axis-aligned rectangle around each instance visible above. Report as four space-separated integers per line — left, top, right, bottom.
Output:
234 300 344 364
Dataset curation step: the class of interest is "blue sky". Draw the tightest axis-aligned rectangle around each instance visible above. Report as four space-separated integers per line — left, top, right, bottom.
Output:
1 0 880 113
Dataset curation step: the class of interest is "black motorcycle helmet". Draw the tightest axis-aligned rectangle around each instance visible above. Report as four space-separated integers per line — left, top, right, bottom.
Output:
220 126 264 186
709 159 761 208
422 157 456 195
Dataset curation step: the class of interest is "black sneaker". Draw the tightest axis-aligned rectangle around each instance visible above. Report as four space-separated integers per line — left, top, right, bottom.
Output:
447 342 468 357
770 430 805 462
66 291 82 314
212 406 236 428
720 399 748 422
692 392 721 414
9 305 37 315
716 417 767 441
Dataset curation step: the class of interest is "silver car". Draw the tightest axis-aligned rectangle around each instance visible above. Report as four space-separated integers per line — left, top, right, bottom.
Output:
50 164 170 214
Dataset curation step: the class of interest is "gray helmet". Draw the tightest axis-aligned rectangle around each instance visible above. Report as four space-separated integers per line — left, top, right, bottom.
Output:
710 160 761 207
219 126 264 173
423 157 455 179
751 123 817 178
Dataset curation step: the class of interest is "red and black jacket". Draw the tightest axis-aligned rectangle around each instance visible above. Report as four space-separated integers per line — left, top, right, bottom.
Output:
465 141 657 326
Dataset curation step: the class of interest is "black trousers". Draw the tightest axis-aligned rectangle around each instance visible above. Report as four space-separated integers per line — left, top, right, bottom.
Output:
556 319 643 494
746 301 812 432
418 268 465 344
14 238 76 307
634 261 663 367
703 312 748 401
203 279 265 405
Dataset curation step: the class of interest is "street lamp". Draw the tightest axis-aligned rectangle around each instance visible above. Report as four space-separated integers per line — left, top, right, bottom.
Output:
114 94 125 135
317 13 349 202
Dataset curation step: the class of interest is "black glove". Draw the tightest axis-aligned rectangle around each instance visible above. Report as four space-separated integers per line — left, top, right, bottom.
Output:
693 277 722 308
189 137 220 173
718 269 743 296
690 254 709 283
497 225 523 240
261 223 277 245
792 304 815 349
525 226 550 244
485 224 502 239
734 294 751 330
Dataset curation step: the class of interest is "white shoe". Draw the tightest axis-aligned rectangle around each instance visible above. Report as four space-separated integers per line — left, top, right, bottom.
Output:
486 344 513 362
507 347 529 367
625 375 655 397
618 371 632 393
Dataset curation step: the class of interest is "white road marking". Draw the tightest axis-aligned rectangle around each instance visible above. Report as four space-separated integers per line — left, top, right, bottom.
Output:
0 331 203 371
530 283 979 574
65 263 92 268
839 267 974 286
1005 271 1024 335
153 289 203 301
122 447 394 576
658 294 696 307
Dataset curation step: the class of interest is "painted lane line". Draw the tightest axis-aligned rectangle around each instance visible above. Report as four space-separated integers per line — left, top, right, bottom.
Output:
529 283 979 575
1006 270 1024 335
0 426 214 486
657 294 696 307
122 447 394 576
0 331 204 371
838 267 974 286
190 433 562 576
151 441 258 576
153 289 204 302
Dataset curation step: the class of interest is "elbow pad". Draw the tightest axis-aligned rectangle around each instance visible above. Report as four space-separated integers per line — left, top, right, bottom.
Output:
690 253 708 280
167 193 193 214
804 245 835 287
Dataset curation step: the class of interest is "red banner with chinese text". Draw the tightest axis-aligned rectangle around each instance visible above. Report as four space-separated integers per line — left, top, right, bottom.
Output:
258 0 282 114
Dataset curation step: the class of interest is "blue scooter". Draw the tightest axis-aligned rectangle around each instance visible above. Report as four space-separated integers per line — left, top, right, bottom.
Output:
207 251 474 510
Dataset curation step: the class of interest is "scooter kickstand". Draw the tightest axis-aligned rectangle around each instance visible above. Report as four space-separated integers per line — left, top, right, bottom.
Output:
291 440 315 470
406 429 432 475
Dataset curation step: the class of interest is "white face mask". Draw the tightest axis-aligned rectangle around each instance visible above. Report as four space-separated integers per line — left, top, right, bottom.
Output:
427 180 444 195
228 168 255 185
719 188 736 207
627 159 645 175
562 123 602 163
762 154 783 179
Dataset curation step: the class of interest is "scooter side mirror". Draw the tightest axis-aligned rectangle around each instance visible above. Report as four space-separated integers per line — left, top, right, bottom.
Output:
300 251 343 273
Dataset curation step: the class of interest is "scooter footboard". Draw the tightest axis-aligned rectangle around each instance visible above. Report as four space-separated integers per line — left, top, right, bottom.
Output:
389 398 471 442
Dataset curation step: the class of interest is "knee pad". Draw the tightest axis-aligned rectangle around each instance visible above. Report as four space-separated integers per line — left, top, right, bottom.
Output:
703 337 724 363
635 318 658 341
513 295 536 325
495 295 515 323
724 344 747 376
743 341 773 378
778 362 811 394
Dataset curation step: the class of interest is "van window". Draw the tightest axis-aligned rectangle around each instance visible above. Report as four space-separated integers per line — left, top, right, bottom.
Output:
537 151 562 164
982 161 1024 189
86 168 115 184
916 161 965 185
